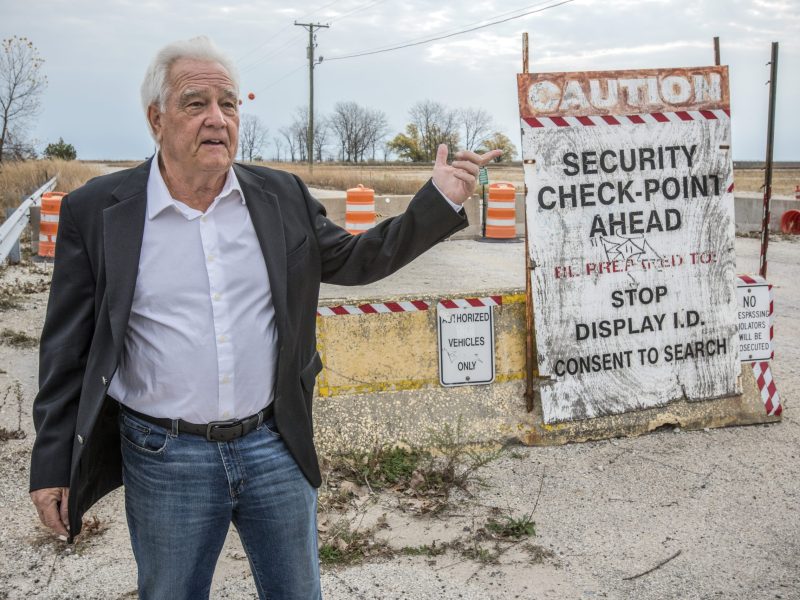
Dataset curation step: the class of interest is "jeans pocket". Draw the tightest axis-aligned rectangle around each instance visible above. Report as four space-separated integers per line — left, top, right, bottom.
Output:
119 413 169 455
258 416 281 439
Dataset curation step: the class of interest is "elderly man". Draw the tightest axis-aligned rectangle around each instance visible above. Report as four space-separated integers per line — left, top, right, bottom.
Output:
29 36 500 599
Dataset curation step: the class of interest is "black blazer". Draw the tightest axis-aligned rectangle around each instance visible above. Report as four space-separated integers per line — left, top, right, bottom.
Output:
29 159 467 540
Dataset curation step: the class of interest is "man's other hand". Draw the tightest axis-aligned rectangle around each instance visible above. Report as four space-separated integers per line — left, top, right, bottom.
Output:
31 487 70 539
431 144 503 205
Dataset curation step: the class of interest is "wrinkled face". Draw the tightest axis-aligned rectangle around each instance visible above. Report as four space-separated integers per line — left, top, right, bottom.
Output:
147 58 239 176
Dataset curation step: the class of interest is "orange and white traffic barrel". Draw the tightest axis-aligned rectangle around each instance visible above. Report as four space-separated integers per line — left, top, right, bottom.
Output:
346 184 375 235
485 182 516 239
39 191 66 258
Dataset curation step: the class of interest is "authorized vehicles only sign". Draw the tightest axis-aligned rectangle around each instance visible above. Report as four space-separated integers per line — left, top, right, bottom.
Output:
518 66 740 423
438 304 495 386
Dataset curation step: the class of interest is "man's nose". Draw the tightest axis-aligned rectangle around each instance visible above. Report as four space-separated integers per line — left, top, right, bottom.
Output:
203 102 227 128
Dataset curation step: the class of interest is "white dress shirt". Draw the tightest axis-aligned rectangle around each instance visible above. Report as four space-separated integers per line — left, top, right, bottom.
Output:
108 155 278 423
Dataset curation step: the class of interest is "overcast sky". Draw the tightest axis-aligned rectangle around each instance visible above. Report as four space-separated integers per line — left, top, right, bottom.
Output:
2 0 798 161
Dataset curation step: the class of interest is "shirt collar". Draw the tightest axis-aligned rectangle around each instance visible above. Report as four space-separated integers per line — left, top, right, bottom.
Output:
147 152 245 220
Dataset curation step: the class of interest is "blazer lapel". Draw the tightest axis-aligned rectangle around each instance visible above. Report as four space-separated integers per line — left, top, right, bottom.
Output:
104 160 149 356
234 164 289 343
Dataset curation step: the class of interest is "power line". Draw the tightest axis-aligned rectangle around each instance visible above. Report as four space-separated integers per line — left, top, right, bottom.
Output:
337 0 558 55
235 0 341 64
252 62 307 94
327 0 389 24
326 0 575 62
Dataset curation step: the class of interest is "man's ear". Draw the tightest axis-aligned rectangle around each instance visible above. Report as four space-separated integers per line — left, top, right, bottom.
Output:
147 104 162 142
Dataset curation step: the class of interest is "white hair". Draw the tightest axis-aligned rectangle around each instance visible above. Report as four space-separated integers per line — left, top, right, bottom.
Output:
140 36 240 139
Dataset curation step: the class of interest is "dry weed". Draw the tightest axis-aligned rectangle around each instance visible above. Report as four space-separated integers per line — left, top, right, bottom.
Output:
0 328 38 348
31 515 110 554
257 162 429 195
0 160 105 215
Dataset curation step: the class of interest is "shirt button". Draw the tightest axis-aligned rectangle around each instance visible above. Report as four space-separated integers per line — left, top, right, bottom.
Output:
218 335 227 343
201 216 207 223
213 293 221 301
77 434 85 444
207 254 215 263
222 411 231 419
221 375 230 384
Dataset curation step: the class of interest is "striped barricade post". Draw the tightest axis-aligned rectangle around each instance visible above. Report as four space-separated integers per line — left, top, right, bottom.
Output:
39 191 66 258
485 182 516 239
345 184 375 235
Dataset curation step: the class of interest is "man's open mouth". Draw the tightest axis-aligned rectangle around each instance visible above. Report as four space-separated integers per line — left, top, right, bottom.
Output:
202 140 225 146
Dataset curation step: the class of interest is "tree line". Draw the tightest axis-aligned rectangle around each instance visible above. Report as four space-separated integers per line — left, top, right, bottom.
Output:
240 99 517 164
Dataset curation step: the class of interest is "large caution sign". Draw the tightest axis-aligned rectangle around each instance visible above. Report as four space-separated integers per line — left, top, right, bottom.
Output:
518 66 740 424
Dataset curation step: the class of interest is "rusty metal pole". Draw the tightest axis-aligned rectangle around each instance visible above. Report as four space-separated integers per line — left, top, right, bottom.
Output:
759 42 779 278
522 32 536 413
713 36 720 66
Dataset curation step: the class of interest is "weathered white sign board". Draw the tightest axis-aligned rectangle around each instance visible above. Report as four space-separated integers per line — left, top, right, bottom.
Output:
518 66 741 423
437 305 495 386
736 278 773 362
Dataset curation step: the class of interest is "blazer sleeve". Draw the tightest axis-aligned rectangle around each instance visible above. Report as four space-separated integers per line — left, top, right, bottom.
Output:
29 196 96 492
294 175 468 286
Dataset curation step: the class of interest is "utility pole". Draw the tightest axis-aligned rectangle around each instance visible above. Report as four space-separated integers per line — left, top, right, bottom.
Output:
294 21 329 173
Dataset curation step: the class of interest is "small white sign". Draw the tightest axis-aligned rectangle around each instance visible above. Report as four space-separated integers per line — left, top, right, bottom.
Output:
437 305 495 386
736 282 772 362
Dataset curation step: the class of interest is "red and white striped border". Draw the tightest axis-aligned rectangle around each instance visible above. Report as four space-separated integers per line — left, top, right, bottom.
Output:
316 296 502 317
752 361 782 416
737 273 774 357
523 109 730 129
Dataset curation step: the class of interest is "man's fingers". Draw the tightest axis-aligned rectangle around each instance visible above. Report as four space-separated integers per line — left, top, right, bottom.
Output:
479 149 503 163
41 501 69 537
434 143 449 167
451 170 476 186
454 148 503 167
31 488 69 539
450 160 480 177
454 150 483 165
59 488 70 531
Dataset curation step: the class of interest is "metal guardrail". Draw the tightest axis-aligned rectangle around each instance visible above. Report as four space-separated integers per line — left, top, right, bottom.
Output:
0 176 57 263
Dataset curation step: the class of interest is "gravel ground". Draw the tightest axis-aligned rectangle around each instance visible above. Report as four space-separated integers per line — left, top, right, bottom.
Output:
0 236 797 600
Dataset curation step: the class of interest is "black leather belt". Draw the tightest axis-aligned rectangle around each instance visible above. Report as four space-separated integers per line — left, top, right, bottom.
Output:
121 403 274 442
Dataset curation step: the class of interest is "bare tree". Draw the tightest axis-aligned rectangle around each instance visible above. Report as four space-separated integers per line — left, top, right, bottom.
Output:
272 136 283 161
0 36 47 162
363 108 389 162
279 126 298 162
290 107 308 162
239 114 268 162
459 107 493 152
313 115 329 162
408 100 459 162
329 101 389 163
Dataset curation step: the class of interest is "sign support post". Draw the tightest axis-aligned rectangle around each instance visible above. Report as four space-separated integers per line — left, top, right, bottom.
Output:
759 42 779 278
521 31 536 413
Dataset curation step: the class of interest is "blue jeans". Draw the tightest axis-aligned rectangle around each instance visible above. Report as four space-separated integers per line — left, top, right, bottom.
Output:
119 409 321 600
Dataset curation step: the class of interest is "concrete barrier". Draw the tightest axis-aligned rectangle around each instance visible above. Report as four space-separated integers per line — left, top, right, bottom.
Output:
311 288 778 455
317 190 800 244
734 193 800 233
318 194 482 240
